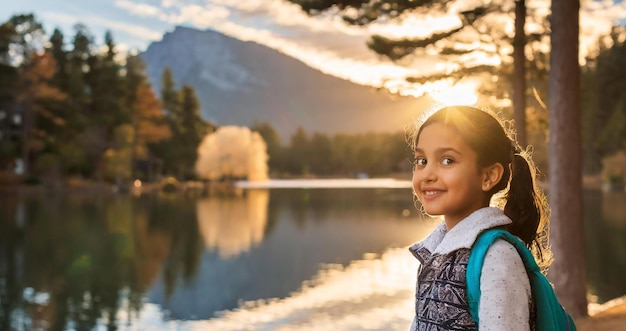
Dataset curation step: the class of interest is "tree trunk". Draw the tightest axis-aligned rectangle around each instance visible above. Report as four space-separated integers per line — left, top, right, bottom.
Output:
548 0 587 317
513 0 527 147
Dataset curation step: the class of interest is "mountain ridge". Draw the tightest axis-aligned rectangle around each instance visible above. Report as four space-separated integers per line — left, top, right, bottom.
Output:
141 26 427 139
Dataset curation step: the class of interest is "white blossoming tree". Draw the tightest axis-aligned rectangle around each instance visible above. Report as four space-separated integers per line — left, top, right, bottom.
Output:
195 126 268 181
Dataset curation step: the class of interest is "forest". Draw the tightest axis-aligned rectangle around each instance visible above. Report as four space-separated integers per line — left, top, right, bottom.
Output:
1 12 625 186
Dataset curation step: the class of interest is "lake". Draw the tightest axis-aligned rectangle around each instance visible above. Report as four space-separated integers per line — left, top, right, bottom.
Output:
1 182 624 330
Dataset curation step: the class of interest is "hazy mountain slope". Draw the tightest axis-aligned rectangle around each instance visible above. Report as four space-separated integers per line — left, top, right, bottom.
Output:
141 26 426 139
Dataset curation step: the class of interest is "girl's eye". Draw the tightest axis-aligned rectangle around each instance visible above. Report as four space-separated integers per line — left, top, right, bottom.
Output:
441 157 454 165
414 157 427 166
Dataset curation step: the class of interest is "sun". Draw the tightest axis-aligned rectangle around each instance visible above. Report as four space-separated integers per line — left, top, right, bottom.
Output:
428 81 479 106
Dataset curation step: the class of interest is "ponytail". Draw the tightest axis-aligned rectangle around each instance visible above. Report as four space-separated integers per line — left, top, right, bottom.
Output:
504 151 552 270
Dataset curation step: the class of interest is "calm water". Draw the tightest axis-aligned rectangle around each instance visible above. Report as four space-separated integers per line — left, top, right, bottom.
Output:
0 186 624 330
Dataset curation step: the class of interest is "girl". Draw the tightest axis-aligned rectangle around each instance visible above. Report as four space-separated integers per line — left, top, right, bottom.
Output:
408 105 551 330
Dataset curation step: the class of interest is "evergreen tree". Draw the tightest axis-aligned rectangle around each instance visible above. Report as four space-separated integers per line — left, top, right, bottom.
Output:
309 132 333 175
287 127 310 175
580 28 626 174
63 24 95 177
251 122 282 174
124 55 172 180
48 29 68 90
0 14 47 175
150 67 181 177
152 69 215 179
17 51 67 180
88 31 127 129
177 84 213 179
0 22 19 171
83 31 128 179
160 67 180 119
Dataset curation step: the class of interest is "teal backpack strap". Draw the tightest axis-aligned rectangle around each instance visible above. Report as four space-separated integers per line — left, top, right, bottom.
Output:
466 229 510 322
467 229 577 330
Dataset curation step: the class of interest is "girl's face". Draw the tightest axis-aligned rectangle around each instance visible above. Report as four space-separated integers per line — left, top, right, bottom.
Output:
412 122 491 229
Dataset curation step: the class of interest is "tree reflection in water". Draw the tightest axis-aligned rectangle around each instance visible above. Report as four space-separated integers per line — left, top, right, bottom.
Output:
0 193 205 331
584 189 626 306
0 195 144 330
196 189 269 258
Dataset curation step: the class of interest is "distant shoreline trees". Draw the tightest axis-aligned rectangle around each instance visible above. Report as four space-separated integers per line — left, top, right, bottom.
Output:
0 13 416 184
0 13 214 185
1 12 624 187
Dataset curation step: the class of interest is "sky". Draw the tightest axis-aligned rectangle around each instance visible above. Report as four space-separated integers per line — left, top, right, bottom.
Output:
3 0 626 101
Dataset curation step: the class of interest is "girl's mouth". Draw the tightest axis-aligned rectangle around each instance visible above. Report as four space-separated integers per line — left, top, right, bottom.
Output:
422 190 443 198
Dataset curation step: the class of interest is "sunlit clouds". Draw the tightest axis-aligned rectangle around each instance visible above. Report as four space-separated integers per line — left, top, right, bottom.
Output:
13 0 626 97
132 0 626 97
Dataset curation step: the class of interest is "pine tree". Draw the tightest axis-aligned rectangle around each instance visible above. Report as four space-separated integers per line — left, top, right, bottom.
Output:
177 84 214 179
0 14 46 175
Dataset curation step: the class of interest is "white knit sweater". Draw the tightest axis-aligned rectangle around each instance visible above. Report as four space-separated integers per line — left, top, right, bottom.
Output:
409 207 532 331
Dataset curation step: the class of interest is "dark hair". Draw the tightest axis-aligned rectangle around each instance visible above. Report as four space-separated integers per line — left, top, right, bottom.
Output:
409 105 552 269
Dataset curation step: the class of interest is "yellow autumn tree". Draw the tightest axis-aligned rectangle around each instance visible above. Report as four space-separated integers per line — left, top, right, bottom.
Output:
195 126 268 181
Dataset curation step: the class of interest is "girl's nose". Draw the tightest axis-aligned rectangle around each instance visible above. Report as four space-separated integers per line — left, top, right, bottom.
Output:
415 164 436 182
423 169 436 182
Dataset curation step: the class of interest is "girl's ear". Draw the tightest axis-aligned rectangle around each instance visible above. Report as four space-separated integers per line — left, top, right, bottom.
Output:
481 162 505 192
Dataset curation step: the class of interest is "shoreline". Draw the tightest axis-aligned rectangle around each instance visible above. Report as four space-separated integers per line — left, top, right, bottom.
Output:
577 295 626 330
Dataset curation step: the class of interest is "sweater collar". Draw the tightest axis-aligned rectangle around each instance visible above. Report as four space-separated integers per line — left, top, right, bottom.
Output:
409 207 513 256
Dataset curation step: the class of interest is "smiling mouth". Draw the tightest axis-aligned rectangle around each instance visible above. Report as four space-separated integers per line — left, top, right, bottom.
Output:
423 190 442 197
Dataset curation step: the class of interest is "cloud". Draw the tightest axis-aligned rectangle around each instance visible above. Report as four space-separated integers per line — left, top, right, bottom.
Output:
112 0 626 97
113 0 428 94
42 11 163 41
114 0 162 18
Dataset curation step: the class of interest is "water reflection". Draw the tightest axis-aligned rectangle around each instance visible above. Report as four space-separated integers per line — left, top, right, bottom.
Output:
146 189 433 321
137 248 422 330
584 189 626 304
0 194 204 331
0 195 146 331
0 188 625 330
196 189 269 258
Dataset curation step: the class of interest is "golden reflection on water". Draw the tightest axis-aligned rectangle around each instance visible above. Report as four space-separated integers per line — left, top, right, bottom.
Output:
199 247 424 330
196 189 270 258
130 216 434 330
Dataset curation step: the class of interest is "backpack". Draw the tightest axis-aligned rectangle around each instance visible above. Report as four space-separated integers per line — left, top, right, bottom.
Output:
466 229 577 331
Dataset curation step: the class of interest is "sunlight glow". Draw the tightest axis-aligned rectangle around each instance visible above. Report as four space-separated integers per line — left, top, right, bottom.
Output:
427 81 479 106
205 248 419 330
368 14 462 39
128 247 430 330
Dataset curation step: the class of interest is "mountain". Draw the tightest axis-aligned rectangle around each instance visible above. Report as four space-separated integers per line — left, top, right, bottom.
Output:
141 26 427 140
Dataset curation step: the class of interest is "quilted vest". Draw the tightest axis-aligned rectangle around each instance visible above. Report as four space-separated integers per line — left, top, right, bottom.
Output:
409 245 477 331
